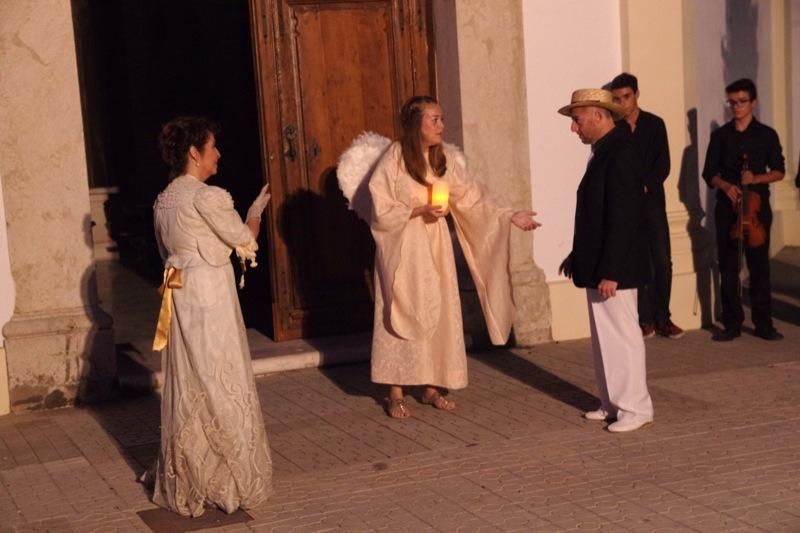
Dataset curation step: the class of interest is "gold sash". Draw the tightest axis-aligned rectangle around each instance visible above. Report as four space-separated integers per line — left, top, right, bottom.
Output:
152 267 183 351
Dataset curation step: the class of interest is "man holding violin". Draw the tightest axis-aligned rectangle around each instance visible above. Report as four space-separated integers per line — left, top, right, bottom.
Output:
703 78 785 342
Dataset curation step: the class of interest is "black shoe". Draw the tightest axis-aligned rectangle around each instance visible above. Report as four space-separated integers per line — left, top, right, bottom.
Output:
713 328 741 342
755 328 783 341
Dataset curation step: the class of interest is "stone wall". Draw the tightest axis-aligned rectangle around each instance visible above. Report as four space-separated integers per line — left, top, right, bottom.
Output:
0 0 114 411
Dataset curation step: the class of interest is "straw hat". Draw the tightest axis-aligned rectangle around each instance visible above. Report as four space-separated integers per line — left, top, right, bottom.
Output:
558 88 623 120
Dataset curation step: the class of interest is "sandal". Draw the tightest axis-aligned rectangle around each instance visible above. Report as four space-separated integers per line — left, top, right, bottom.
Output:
386 398 411 419
421 391 456 411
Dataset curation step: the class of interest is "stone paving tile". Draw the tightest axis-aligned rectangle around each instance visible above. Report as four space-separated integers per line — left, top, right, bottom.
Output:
352 505 438 532
523 501 606 530
397 485 494 531
433 476 550 529
0 426 37 468
284 367 381 411
767 519 800 533
266 428 348 472
365 412 469 450
2 296 800 532
768 495 800 517
680 510 759 532
458 385 583 435
14 421 63 464
724 503 800 529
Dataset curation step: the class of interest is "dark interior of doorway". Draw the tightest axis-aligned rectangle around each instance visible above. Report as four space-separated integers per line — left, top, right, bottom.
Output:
72 0 274 337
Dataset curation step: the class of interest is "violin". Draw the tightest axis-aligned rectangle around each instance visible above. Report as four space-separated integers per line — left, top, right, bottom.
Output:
729 153 767 248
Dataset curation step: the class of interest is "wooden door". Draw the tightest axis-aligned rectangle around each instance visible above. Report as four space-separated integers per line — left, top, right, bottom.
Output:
250 0 435 341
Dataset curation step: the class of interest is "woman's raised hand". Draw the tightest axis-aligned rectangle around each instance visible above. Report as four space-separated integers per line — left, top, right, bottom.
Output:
246 184 271 221
511 210 541 231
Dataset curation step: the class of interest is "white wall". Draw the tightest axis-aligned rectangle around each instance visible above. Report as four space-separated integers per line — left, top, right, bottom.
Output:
694 0 779 221
522 0 622 281
0 173 14 415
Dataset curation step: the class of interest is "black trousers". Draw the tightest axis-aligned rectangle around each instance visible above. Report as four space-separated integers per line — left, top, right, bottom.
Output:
714 197 773 332
638 194 673 326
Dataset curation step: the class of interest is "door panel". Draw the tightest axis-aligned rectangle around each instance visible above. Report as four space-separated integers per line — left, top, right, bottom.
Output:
251 0 434 340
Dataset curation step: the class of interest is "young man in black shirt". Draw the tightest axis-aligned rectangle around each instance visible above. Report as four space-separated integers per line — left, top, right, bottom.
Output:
610 73 683 340
702 78 785 341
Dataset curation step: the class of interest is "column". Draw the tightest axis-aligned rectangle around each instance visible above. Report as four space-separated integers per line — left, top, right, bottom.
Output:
444 0 552 345
770 0 800 250
0 1 115 411
620 0 703 330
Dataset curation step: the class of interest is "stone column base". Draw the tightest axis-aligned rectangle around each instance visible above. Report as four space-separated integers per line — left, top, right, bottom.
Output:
460 259 552 348
89 187 120 261
3 306 115 412
511 260 552 345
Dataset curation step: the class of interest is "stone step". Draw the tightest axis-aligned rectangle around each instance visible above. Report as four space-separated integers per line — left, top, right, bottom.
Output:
117 331 371 392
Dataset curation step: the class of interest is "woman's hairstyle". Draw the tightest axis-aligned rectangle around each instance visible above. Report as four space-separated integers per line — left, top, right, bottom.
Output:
158 116 219 179
399 95 446 185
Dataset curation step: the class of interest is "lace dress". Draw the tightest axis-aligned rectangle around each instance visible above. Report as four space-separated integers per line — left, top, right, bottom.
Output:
147 175 272 517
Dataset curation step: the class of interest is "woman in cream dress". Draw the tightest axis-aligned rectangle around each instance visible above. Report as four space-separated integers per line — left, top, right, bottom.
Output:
146 116 273 516
369 96 540 418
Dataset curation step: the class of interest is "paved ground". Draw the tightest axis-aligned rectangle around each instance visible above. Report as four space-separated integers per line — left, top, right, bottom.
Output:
2 251 799 532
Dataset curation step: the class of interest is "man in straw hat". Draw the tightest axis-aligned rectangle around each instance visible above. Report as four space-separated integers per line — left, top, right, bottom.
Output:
557 88 654 433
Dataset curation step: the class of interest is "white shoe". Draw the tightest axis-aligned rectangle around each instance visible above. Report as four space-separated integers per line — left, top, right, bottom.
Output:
607 417 653 433
584 408 614 421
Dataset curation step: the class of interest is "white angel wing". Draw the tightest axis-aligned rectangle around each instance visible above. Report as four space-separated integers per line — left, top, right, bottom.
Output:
443 142 467 175
337 131 391 222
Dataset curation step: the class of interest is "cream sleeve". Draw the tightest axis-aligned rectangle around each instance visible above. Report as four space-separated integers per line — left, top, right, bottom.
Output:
193 186 258 258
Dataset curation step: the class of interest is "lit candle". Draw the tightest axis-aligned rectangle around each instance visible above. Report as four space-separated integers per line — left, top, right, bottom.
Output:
431 180 449 210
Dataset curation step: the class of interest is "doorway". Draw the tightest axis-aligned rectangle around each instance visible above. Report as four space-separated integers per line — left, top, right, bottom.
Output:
72 0 274 336
72 0 436 344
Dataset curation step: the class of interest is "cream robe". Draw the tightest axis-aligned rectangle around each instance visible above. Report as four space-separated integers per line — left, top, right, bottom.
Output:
369 143 515 389
149 175 272 517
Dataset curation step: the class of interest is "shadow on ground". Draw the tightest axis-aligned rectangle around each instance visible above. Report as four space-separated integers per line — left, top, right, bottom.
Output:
468 349 598 412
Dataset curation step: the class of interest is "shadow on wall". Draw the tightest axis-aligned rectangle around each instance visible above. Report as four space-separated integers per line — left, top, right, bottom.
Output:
678 109 721 328
722 0 759 85
78 213 117 405
277 167 375 338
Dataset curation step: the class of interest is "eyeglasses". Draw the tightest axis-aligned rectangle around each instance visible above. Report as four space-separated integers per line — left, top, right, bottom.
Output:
726 98 752 108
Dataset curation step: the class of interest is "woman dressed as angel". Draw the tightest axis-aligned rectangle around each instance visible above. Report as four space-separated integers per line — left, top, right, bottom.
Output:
368 95 541 418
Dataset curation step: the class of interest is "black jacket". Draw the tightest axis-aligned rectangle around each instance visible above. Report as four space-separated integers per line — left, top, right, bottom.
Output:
569 125 649 290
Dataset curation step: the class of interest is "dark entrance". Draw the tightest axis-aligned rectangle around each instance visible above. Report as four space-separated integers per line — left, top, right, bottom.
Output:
71 0 273 336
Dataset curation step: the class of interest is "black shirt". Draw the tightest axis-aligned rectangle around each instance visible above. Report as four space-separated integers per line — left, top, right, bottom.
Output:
616 110 670 196
702 118 785 200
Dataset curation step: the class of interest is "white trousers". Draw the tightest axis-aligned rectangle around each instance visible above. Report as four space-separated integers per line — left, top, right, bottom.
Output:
586 288 654 422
